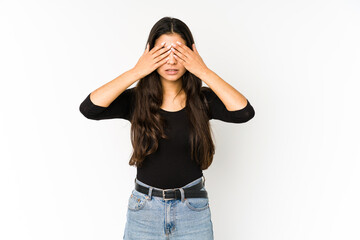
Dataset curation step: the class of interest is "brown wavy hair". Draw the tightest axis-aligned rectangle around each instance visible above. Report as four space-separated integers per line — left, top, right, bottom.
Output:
128 16 215 170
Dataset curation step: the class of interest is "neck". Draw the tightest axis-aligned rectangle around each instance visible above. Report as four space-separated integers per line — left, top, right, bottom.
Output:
160 78 183 96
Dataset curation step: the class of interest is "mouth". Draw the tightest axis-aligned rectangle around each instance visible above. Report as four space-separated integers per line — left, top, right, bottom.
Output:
165 69 179 75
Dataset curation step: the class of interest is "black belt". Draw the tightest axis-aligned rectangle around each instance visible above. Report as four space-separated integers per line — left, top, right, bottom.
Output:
134 178 208 200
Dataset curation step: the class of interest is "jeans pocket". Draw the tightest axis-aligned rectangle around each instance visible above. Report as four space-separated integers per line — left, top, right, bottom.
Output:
127 189 147 211
184 185 209 211
185 197 209 211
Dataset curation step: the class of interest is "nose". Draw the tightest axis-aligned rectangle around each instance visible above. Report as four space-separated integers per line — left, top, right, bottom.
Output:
167 50 177 64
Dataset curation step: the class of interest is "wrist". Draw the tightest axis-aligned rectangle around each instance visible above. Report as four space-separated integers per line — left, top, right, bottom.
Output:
129 67 144 80
198 67 212 80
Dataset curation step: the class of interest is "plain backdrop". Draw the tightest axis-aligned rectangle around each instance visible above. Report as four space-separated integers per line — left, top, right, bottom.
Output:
1 0 359 239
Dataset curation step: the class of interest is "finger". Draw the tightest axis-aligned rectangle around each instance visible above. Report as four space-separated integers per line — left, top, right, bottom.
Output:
156 54 171 67
175 41 192 53
154 48 171 63
153 43 172 58
173 53 186 65
172 44 190 61
144 42 149 54
172 46 187 61
150 42 166 55
192 43 198 54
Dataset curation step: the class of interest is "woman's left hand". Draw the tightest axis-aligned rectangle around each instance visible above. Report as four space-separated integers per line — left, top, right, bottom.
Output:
170 41 209 78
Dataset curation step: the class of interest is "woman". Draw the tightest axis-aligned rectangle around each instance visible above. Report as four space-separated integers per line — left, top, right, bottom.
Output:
79 16 255 240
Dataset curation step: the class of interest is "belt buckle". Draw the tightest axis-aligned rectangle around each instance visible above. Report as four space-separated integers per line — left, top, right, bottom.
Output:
162 189 175 200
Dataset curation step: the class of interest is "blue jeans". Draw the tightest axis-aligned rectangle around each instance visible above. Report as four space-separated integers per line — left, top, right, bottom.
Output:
123 176 214 240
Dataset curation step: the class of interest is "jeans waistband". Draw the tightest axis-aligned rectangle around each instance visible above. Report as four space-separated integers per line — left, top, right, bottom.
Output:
135 175 205 190
134 176 206 202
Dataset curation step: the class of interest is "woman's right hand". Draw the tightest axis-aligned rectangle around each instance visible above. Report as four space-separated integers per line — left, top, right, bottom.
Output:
132 42 172 79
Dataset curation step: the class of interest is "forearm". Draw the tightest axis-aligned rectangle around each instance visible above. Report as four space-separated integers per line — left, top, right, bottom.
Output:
199 68 249 111
89 68 141 107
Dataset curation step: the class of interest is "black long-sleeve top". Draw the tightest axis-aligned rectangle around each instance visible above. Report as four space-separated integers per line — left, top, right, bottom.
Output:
79 87 255 189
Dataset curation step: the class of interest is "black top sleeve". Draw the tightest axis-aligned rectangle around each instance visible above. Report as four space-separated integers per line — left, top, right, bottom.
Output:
79 86 255 123
79 87 135 121
202 87 255 123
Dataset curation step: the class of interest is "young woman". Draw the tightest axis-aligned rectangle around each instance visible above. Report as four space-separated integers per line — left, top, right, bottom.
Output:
79 17 255 240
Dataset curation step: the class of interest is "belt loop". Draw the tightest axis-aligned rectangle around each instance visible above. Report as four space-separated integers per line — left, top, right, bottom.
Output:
148 187 153 200
179 188 185 202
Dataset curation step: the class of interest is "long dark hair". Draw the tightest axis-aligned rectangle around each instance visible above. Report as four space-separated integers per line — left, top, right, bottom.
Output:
129 16 215 170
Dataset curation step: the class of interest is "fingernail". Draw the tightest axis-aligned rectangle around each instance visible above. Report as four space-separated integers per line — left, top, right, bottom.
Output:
176 41 181 45
161 42 165 45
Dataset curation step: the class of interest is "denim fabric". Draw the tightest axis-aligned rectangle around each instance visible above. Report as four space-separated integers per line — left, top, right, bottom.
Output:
123 176 214 240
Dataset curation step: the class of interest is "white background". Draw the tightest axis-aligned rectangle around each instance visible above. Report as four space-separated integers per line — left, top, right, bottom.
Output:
1 0 359 239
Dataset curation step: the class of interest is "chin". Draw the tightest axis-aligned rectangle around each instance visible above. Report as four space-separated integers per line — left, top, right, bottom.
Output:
162 76 182 81
161 72 185 80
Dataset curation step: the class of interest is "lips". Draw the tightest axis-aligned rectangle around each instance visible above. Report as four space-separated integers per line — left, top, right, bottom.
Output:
165 69 179 75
